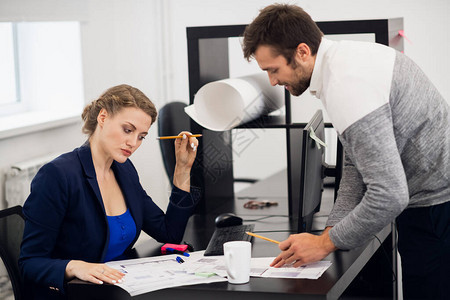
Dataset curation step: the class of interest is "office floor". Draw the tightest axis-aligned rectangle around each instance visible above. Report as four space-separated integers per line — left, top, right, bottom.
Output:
0 276 13 300
0 263 13 300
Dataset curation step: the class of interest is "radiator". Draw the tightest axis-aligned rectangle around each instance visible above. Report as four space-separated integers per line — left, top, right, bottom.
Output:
5 153 60 208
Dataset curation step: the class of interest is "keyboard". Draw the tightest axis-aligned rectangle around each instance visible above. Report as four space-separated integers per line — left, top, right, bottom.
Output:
204 224 255 256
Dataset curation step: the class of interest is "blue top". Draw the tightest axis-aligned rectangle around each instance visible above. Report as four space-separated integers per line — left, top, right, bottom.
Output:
104 209 137 262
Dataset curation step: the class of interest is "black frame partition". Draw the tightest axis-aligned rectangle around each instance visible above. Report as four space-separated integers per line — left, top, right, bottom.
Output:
187 18 404 216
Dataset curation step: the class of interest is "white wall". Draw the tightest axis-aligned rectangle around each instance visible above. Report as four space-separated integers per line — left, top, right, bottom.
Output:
79 0 172 208
167 0 450 101
0 0 449 210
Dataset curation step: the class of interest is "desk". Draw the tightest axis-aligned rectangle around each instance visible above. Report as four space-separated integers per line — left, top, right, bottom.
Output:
67 170 397 300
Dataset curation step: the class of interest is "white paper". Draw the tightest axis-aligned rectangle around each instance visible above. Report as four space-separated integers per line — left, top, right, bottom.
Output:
106 252 227 296
106 251 331 296
185 73 284 131
250 257 332 279
182 253 331 280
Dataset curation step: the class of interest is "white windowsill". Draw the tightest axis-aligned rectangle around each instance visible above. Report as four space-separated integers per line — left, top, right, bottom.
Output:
0 110 81 140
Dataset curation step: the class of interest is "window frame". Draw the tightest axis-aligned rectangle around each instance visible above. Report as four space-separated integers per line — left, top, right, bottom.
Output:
0 22 25 116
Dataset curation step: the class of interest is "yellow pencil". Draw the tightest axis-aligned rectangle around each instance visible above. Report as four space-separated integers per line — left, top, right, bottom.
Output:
246 232 280 244
156 134 202 140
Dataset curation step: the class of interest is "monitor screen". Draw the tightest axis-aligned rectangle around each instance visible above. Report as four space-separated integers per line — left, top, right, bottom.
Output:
297 110 326 233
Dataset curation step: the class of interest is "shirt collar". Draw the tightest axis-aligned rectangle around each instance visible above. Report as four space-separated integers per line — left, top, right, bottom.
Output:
309 37 334 98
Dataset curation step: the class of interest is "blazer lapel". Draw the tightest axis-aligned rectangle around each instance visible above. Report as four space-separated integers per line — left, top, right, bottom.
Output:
77 144 106 214
111 161 142 231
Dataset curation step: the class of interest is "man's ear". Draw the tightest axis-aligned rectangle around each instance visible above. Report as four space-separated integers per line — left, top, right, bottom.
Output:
97 108 108 128
296 43 312 62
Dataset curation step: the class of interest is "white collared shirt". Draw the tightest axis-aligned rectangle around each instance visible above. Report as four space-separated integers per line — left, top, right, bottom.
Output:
309 37 396 134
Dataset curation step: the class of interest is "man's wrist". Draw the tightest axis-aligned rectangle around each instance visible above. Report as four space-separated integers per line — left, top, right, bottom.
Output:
321 227 338 252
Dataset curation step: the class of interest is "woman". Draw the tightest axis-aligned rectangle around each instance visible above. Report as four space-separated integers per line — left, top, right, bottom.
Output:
19 84 200 299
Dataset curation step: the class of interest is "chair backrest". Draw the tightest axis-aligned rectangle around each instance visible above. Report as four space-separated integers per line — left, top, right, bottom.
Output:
157 101 191 183
157 101 258 189
0 205 25 300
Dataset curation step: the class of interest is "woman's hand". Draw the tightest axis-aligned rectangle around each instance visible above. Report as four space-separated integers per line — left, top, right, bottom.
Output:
173 131 199 192
65 260 125 285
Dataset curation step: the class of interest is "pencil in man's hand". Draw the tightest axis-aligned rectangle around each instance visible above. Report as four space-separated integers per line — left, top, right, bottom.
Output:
156 134 202 140
246 232 280 244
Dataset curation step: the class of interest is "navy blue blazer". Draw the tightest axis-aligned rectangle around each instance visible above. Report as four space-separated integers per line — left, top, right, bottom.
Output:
19 144 200 299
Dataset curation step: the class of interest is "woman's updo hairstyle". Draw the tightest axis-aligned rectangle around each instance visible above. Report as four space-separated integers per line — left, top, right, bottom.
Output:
81 84 157 137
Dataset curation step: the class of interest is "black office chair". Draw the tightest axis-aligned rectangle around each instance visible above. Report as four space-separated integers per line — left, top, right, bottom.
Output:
157 101 257 187
157 101 192 184
0 205 26 300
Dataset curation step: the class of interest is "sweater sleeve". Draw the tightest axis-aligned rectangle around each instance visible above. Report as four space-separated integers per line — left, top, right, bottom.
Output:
326 151 366 227
328 104 409 249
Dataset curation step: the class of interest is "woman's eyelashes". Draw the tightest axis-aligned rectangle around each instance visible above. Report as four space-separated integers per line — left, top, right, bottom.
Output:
123 126 146 141
123 127 132 134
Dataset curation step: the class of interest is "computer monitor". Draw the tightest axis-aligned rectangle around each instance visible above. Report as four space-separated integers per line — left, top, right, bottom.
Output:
297 110 326 233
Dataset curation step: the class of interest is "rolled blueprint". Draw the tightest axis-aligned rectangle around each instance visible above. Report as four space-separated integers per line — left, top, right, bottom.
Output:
184 73 284 131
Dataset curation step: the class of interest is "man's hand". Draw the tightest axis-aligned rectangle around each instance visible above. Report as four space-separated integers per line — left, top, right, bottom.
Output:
270 227 337 268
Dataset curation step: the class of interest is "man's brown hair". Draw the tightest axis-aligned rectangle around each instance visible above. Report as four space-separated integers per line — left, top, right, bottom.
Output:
243 4 323 63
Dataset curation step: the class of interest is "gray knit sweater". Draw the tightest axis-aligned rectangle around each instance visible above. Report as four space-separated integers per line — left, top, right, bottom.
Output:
310 39 449 250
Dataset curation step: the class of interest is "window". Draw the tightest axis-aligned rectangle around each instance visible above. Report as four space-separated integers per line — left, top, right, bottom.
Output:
0 21 84 138
0 23 20 110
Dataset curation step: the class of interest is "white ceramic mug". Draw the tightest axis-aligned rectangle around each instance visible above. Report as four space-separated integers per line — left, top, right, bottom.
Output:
223 241 251 284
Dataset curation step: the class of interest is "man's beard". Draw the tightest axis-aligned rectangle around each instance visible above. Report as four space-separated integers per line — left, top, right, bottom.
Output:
288 60 311 96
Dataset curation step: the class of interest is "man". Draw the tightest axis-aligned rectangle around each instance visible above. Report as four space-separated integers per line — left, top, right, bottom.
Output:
243 4 449 299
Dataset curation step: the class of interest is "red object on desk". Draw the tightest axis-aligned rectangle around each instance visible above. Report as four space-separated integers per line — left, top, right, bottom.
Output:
161 243 188 254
